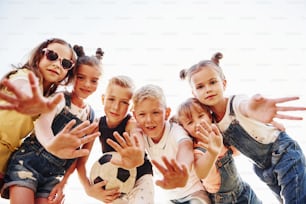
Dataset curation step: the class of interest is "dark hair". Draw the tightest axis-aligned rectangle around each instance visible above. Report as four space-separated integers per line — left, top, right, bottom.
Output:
1 38 76 95
73 45 103 77
180 52 225 82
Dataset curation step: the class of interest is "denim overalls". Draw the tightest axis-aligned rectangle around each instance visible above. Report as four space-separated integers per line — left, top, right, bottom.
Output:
219 96 306 204
1 93 94 199
209 148 261 204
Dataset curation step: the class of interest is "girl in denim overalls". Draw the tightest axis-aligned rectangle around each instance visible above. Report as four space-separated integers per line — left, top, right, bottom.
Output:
180 52 306 204
174 97 262 204
1 46 103 204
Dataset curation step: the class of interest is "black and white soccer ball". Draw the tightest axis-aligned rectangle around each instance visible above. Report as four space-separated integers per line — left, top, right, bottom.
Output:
89 151 137 194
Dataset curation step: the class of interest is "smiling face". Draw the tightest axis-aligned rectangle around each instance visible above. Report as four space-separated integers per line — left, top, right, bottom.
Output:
133 97 171 143
73 64 101 100
177 99 211 138
38 42 73 89
102 84 133 128
190 65 227 107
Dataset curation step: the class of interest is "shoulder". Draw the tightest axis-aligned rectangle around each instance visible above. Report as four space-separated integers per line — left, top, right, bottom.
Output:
230 94 249 110
169 122 191 142
8 68 33 81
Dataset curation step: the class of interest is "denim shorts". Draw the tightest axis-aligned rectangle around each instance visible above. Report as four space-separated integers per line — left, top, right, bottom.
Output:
1 137 67 199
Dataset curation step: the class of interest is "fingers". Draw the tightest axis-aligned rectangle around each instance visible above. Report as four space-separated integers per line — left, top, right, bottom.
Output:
276 105 306 112
0 90 18 105
71 148 90 158
275 113 303 120
28 72 41 100
271 120 286 131
211 124 221 137
81 132 100 145
61 119 77 133
1 78 23 99
273 96 300 104
151 159 167 175
47 93 64 111
106 138 122 153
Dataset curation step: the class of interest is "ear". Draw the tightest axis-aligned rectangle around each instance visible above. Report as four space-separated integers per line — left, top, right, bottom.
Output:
101 94 105 105
165 107 171 120
222 79 227 90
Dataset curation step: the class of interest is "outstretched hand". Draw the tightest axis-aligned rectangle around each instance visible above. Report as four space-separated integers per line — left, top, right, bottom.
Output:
152 156 188 189
246 94 306 130
194 120 223 155
247 94 306 122
0 71 63 115
43 120 100 159
106 131 144 169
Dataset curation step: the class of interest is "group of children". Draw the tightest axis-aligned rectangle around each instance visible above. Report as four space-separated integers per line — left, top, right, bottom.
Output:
0 38 305 204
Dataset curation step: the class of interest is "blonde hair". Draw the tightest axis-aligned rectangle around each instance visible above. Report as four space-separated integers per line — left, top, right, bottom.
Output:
132 84 167 108
107 75 135 90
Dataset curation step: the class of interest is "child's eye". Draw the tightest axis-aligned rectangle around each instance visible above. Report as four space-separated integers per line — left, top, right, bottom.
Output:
196 85 203 90
210 80 218 85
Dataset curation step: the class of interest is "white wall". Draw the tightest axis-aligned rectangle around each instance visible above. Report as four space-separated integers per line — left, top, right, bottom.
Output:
1 1 305 203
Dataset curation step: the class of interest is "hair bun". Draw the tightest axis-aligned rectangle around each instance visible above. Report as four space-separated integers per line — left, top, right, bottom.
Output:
211 52 223 65
96 48 104 60
73 45 85 57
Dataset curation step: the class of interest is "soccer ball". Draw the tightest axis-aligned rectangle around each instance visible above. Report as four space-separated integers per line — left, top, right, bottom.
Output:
89 151 137 194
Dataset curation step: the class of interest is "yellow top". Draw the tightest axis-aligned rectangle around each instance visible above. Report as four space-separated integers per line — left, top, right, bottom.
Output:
0 69 35 175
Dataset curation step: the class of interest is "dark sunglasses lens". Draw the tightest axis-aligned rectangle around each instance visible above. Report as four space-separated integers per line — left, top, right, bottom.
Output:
45 50 58 61
61 59 73 69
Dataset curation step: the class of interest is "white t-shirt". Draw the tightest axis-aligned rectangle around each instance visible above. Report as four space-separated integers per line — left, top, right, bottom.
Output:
55 95 91 122
143 121 205 200
217 94 280 144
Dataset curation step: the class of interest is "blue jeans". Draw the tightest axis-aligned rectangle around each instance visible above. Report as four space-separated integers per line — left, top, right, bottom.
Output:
1 136 70 198
221 96 306 203
1 93 83 199
209 149 262 204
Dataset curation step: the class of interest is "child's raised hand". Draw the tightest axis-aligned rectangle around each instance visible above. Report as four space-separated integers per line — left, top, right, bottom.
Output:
152 156 188 189
245 94 306 129
194 120 223 155
106 131 144 169
43 120 100 159
0 72 63 116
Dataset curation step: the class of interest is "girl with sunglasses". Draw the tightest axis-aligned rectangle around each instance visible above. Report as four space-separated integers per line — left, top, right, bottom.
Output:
0 39 99 196
1 45 103 204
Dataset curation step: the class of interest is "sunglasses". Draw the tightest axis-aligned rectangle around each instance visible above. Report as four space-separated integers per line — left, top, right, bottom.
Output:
42 48 74 70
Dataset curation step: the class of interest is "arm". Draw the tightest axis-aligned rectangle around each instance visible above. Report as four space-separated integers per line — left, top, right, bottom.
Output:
76 139 121 203
193 121 222 179
48 161 77 204
152 131 194 189
35 106 100 159
0 71 63 115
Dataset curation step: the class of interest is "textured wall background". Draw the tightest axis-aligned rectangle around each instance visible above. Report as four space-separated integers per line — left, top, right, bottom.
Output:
1 1 306 203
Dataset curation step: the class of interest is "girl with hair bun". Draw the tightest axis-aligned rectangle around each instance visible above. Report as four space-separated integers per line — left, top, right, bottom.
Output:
180 52 306 203
1 45 103 204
